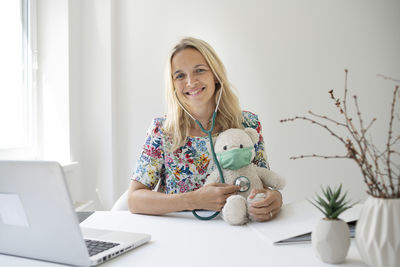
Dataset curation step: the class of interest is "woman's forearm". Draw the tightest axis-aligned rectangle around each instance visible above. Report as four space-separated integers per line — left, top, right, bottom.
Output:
128 187 197 215
128 180 240 215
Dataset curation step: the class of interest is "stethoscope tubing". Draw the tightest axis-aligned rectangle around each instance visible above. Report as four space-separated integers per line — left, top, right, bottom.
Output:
192 112 225 220
174 87 225 220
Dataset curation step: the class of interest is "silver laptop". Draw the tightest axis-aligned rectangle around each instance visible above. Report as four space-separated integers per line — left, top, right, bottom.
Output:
0 160 151 266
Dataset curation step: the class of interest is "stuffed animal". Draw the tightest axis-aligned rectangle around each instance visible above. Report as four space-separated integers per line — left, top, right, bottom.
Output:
204 128 285 225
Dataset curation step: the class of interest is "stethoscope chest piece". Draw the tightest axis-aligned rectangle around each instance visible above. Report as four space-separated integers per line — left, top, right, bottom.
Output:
234 176 250 192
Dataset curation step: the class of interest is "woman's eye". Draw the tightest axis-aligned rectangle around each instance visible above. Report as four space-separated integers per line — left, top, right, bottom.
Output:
240 144 243 148
175 73 185 80
195 68 205 73
223 145 227 150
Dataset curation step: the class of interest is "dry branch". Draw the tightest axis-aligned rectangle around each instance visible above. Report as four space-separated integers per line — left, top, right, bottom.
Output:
281 71 400 198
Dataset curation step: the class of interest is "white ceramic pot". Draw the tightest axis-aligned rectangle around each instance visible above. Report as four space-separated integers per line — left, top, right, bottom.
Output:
356 197 400 267
312 219 350 264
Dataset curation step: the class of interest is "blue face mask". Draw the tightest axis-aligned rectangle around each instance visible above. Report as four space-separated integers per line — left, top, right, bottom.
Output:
216 146 253 170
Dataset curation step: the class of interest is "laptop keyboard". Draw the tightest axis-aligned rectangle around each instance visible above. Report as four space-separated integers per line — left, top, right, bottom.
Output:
84 239 120 256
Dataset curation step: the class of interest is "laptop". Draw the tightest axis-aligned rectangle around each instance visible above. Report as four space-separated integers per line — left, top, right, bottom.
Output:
0 160 151 266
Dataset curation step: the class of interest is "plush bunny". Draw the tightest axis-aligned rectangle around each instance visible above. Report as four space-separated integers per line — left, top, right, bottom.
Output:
204 128 285 225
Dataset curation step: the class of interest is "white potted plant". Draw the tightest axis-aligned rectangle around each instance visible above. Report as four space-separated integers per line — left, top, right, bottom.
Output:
281 70 400 267
309 184 355 264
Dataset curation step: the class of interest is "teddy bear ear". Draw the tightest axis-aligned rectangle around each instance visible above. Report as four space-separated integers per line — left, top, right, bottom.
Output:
244 128 259 144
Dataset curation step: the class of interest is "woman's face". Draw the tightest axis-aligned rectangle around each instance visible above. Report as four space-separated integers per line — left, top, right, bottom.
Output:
171 48 217 111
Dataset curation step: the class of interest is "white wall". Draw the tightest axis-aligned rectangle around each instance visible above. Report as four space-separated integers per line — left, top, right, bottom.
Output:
63 0 400 208
37 0 71 162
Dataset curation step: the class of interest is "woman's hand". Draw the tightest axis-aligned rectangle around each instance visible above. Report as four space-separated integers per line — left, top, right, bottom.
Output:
192 183 240 211
248 187 283 222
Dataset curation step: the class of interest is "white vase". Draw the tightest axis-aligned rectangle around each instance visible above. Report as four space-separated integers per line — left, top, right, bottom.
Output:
312 219 350 264
355 197 400 267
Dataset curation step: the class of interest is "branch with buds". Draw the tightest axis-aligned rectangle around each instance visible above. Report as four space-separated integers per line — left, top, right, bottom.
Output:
281 70 400 198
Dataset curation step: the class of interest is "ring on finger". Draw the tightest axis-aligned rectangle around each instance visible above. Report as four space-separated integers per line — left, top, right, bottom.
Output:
269 211 273 219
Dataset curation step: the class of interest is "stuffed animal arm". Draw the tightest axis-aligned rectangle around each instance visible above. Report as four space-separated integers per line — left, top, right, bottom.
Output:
255 166 286 190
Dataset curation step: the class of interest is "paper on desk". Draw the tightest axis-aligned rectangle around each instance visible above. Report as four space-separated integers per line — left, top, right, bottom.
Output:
248 200 362 244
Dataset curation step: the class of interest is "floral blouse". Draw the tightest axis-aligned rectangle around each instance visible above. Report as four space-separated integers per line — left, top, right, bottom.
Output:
133 111 270 194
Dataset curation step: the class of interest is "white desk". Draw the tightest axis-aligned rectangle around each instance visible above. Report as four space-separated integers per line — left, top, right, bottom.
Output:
0 211 367 267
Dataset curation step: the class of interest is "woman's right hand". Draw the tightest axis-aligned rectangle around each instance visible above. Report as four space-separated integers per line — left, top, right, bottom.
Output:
191 183 240 211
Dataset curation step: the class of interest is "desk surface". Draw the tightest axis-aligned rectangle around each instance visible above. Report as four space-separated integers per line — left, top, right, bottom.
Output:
0 211 367 267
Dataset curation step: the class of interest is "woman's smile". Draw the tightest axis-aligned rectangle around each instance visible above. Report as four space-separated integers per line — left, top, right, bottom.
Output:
185 86 206 96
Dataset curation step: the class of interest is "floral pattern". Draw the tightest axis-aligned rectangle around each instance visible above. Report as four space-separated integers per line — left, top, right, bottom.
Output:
133 111 270 194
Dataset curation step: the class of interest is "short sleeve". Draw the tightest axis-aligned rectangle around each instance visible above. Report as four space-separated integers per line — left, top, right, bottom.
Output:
133 118 166 190
242 111 270 169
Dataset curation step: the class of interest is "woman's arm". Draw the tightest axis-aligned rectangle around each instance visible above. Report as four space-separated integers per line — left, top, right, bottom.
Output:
128 180 239 215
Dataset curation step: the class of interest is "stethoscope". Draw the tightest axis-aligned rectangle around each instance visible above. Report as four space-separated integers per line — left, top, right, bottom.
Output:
175 83 250 220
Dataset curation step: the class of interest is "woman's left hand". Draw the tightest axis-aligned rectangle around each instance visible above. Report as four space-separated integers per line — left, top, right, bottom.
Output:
248 187 283 222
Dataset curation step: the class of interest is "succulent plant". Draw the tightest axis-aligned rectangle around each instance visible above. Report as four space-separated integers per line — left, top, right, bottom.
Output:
309 184 356 220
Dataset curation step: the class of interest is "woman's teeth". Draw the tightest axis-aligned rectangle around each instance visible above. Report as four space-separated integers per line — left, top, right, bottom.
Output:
186 87 204 95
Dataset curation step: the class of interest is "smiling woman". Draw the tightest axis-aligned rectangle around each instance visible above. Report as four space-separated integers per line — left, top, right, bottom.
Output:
127 37 283 222
171 48 219 136
164 38 243 150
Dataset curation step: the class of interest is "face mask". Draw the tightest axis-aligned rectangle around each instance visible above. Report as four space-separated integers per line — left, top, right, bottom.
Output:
216 146 253 170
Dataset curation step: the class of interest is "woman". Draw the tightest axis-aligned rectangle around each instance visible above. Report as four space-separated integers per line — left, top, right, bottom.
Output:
128 37 282 222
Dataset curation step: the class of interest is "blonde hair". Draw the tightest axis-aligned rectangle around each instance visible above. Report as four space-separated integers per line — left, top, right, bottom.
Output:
164 37 243 151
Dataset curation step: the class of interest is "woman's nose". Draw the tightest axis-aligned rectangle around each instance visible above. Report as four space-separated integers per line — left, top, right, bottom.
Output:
186 74 198 87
